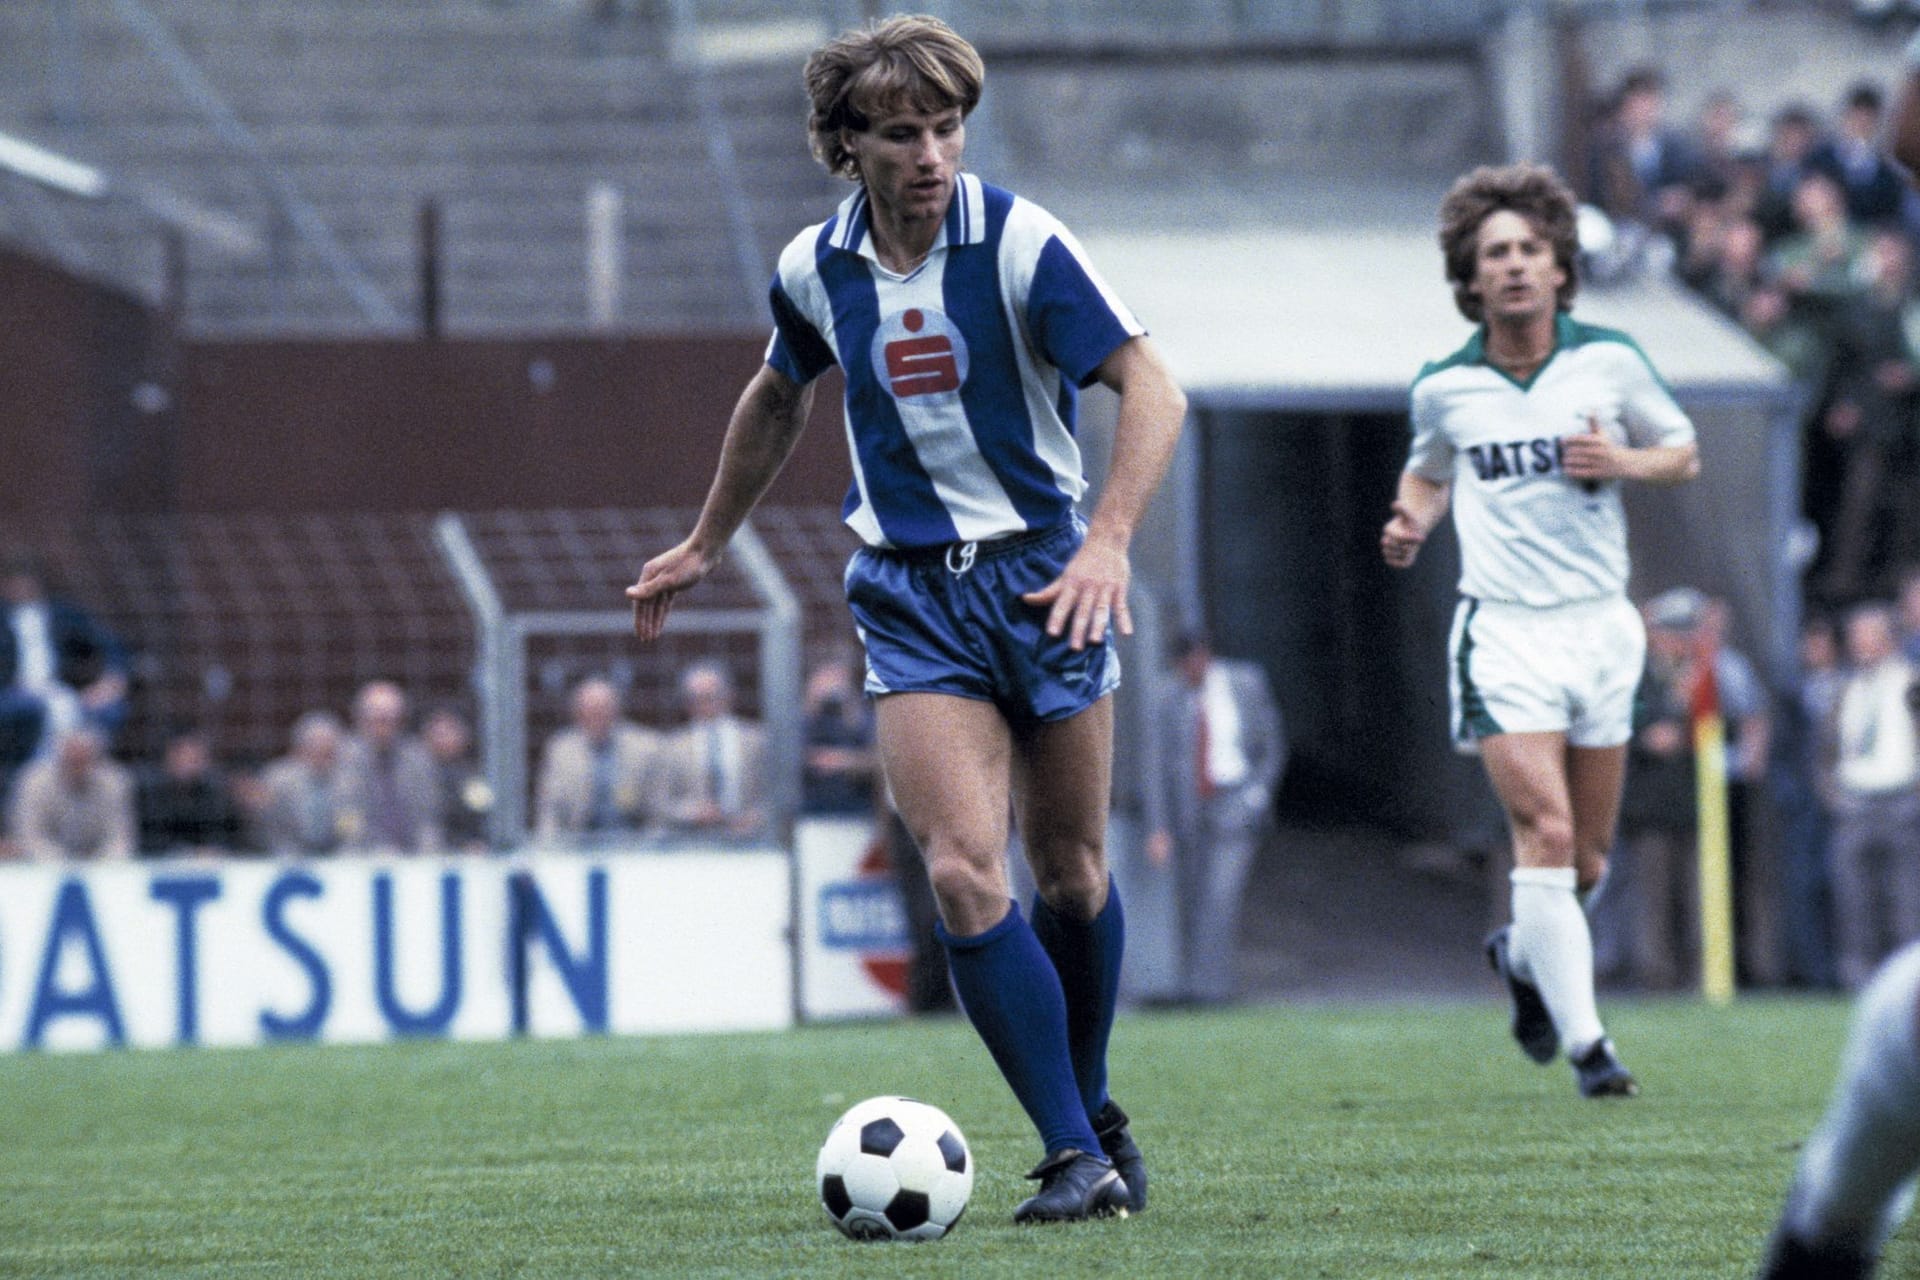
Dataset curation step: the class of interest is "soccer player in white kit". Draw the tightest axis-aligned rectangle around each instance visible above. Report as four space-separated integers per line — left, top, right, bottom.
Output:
1380 163 1698 1098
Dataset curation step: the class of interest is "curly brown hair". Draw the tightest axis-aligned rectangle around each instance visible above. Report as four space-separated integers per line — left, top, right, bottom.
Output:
1438 163 1580 324
803 15 984 182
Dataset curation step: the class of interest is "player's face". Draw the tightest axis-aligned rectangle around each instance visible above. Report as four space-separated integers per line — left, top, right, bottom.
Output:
1467 209 1565 326
846 104 964 231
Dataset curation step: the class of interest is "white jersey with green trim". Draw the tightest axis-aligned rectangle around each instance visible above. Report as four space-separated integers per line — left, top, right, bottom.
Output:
1404 313 1695 609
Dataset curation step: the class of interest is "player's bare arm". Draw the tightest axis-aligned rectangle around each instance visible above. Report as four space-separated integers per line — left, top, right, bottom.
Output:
1380 470 1451 569
627 364 815 642
1558 415 1699 486
1021 335 1186 651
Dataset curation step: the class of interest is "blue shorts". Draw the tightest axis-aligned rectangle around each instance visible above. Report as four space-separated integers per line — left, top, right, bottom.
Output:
845 519 1121 725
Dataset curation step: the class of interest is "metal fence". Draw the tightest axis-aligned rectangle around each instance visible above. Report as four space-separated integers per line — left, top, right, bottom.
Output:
435 509 806 844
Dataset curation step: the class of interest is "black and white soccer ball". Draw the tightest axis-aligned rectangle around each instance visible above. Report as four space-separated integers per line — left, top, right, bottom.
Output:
815 1096 973 1241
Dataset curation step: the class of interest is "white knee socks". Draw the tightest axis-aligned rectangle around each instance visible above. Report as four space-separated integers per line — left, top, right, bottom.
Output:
1785 942 1920 1254
1509 866 1606 1057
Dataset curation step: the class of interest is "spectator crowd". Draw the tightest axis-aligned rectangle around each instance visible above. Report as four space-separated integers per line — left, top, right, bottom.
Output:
1583 67 1920 602
1570 67 1920 993
0 549 845 862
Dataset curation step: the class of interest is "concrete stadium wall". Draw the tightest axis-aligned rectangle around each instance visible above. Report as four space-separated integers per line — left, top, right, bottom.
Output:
175 336 851 512
0 252 175 523
0 249 851 516
970 50 1495 194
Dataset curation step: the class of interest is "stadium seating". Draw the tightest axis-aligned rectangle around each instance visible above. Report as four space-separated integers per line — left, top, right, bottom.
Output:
0 505 859 774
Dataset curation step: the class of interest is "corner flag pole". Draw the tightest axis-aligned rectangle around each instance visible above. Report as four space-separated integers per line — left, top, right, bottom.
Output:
1691 642 1736 1005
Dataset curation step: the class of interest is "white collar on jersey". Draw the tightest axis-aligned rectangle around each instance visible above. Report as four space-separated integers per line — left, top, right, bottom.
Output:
830 173 988 261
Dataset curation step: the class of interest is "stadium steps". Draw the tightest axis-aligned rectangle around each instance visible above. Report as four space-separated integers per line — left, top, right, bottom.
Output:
0 0 836 334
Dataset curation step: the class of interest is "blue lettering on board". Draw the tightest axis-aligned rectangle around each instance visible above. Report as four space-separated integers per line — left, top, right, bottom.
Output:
818 881 909 951
149 875 222 1043
373 872 462 1036
25 880 125 1048
518 869 609 1032
260 871 332 1041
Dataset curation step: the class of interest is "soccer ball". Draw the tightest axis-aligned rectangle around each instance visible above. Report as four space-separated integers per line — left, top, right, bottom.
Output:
815 1096 973 1241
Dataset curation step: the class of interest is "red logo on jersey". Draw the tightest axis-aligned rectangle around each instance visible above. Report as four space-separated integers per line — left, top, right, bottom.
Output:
871 307 969 400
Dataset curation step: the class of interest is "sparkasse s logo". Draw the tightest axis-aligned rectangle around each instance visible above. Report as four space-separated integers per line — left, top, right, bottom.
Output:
870 307 969 400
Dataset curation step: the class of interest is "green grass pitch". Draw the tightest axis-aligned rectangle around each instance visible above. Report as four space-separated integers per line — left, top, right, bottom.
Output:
0 996 1897 1278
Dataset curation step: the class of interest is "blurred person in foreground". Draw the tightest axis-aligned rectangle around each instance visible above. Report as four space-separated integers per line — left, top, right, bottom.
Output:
1380 162 1698 1098
7 725 134 862
1756 52 1920 1280
1143 632 1284 1006
260 711 349 856
338 680 440 854
625 14 1183 1220
136 722 243 857
1760 940 1920 1278
423 703 493 853
650 661 768 843
534 676 658 849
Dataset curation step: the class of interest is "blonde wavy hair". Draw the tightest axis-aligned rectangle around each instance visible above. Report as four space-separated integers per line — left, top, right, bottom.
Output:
804 15 984 182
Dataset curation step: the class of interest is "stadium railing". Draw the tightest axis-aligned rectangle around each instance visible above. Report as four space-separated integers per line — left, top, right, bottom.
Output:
434 509 803 847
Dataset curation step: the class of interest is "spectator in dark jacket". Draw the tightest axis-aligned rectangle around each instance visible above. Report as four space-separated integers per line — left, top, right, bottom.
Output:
0 553 128 788
1811 82 1907 228
136 723 244 857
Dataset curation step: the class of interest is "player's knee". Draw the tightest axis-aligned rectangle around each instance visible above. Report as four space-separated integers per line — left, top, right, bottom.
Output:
1029 847 1108 921
923 841 1004 920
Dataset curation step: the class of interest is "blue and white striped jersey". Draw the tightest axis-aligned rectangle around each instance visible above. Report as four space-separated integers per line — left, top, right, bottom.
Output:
766 174 1145 550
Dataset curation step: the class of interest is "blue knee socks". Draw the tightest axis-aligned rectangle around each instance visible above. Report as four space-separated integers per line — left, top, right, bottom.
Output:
939 902 1102 1156
1030 879 1125 1116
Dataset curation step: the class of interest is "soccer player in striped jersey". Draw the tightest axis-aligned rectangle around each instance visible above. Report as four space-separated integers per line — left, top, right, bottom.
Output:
627 15 1184 1221
1757 37 1920 1278
1760 943 1920 1278
1379 163 1698 1098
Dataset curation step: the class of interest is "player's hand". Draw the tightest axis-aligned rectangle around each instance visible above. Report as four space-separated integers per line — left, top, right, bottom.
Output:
1145 829 1173 867
1022 532 1130 651
625 539 719 642
1559 415 1622 482
1380 502 1426 569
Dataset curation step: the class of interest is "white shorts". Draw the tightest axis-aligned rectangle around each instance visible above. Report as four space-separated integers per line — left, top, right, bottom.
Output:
1446 594 1645 752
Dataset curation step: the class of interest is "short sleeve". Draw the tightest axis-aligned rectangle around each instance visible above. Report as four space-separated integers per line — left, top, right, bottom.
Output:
1024 222 1144 388
765 277 836 386
1614 343 1694 449
1404 375 1456 482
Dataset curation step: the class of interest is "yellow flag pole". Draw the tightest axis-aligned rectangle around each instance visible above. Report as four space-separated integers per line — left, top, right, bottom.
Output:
1693 668 1736 1005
